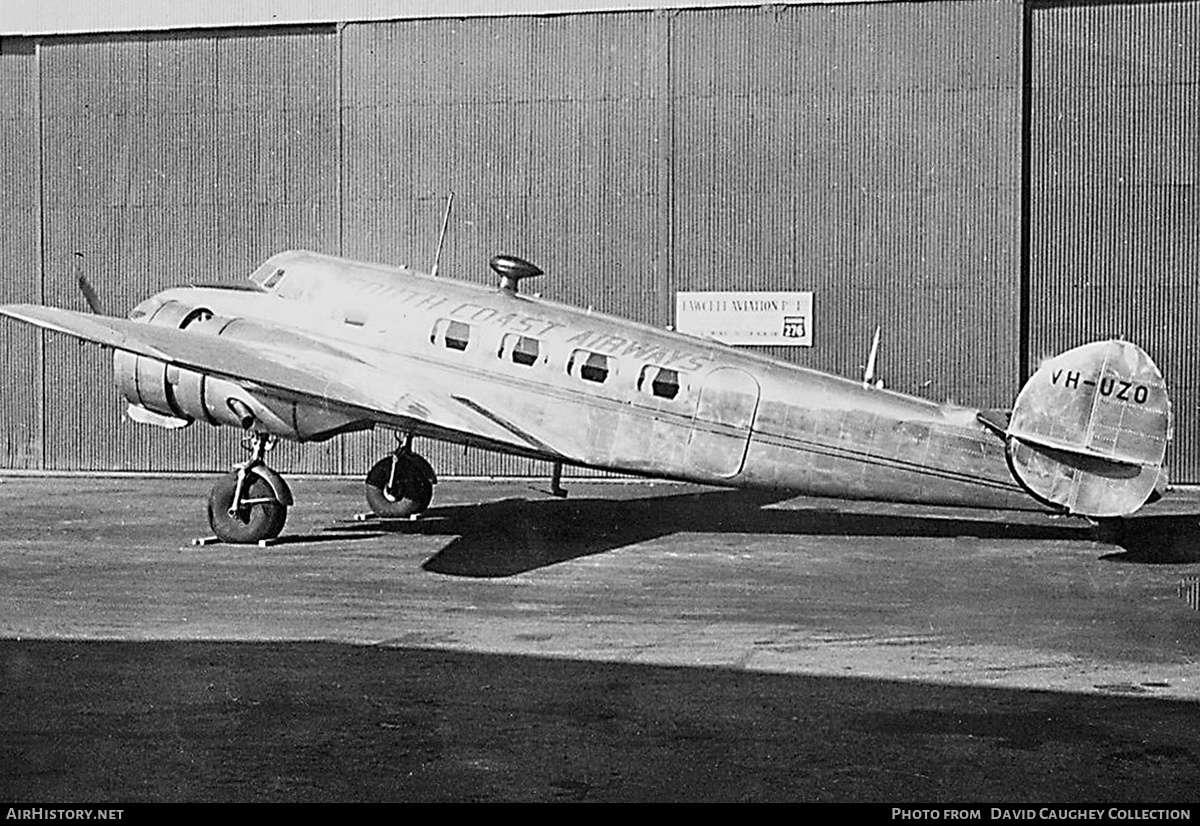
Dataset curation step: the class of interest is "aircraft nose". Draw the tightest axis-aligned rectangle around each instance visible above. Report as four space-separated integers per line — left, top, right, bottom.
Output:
127 295 165 321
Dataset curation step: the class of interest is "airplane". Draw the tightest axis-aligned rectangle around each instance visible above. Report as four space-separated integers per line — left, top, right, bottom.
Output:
0 248 1174 545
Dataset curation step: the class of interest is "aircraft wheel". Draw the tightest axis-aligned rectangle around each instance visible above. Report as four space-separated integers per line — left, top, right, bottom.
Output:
365 455 433 518
207 471 288 544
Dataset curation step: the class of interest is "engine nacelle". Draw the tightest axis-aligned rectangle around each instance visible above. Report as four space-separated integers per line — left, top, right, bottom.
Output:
113 298 367 442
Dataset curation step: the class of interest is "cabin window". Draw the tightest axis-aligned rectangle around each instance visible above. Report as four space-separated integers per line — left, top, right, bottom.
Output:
499 333 542 367
431 318 471 352
262 267 286 291
638 365 683 400
568 349 610 384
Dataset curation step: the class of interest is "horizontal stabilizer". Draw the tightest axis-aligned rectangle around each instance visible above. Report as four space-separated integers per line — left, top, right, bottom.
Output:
1006 340 1171 517
976 408 1010 436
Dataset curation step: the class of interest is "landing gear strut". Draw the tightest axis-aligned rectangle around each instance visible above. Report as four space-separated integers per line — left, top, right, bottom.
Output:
365 433 436 519
207 433 292 544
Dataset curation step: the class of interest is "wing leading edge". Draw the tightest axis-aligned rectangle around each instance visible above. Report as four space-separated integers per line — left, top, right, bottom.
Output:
0 304 565 458
1 304 378 407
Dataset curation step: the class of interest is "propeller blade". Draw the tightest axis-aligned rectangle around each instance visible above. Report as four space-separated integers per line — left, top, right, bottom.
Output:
78 274 105 315
73 252 106 315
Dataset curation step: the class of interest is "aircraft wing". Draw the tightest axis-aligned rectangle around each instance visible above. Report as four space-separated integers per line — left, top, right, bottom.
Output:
0 304 563 455
0 304 382 406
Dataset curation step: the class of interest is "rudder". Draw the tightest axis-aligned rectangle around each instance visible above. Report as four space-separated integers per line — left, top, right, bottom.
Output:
1006 340 1172 517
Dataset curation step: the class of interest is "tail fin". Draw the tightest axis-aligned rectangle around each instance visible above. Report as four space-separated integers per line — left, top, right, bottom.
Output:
1006 340 1171 518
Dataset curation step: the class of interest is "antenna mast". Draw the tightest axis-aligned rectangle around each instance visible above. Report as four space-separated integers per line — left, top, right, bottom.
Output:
862 325 883 390
430 191 454 278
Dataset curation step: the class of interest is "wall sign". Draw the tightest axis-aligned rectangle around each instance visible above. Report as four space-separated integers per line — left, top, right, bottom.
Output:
675 291 814 346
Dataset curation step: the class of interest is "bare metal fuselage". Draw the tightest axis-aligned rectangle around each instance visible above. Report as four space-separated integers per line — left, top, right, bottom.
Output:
138 251 1029 512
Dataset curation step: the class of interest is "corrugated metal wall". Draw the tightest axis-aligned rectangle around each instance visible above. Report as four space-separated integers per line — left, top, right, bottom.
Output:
337 0 1023 477
1029 0 1200 480
36 28 342 473
0 39 42 469
670 1 1023 407
338 12 671 477
5 0 1195 483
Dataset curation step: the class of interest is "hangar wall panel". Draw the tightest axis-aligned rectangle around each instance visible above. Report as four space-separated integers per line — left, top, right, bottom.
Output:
37 29 341 473
339 12 670 478
670 1 1023 408
1030 1 1200 480
19 2 1197 484
1 3 1029 477
0 40 43 469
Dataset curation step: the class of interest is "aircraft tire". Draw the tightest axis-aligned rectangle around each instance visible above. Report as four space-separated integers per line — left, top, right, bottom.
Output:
207 471 288 544
365 455 433 518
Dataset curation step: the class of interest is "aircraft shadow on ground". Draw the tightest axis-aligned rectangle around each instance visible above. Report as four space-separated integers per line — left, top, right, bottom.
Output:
1097 513 1200 565
316 487 1196 578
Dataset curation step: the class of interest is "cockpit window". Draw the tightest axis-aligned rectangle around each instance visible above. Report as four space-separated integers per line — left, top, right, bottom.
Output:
261 268 286 291
127 296 164 321
180 307 214 329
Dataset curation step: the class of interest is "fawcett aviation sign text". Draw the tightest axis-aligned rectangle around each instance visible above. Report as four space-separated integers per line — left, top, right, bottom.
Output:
675 291 814 346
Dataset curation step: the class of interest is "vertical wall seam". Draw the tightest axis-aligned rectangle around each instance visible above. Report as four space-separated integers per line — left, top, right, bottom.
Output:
35 38 46 470
336 22 345 261
336 22 346 475
664 9 675 328
212 35 220 280
1018 0 1034 387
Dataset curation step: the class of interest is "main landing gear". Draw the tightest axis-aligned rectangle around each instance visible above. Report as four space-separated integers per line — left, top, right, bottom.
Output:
364 433 436 519
201 432 435 544
206 433 293 544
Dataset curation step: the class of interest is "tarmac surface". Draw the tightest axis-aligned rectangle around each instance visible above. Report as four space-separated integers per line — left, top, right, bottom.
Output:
1 475 1199 803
